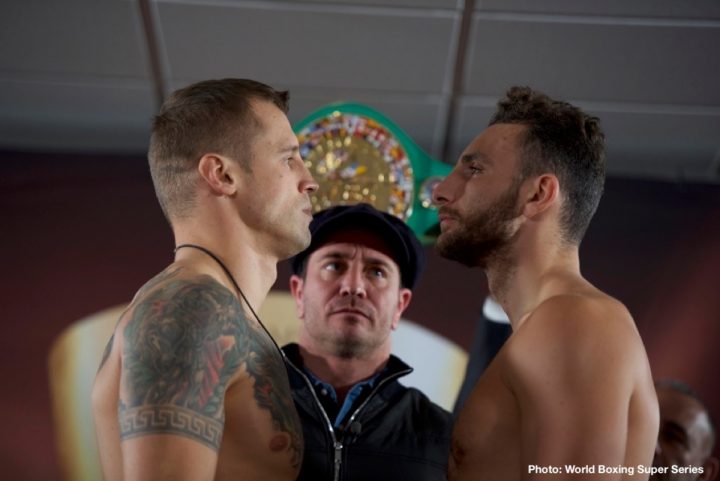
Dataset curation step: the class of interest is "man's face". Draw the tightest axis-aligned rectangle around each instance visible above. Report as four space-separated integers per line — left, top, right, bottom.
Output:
651 387 716 481
235 99 318 260
432 123 526 268
290 230 412 359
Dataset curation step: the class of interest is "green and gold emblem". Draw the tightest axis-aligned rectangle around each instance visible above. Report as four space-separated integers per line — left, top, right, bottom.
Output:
294 103 451 244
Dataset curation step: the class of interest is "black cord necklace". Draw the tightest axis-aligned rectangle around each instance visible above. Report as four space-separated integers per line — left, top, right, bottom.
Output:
174 243 285 357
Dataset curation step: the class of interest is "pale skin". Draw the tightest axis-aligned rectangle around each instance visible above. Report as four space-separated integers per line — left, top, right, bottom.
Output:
288 230 412 402
91 98 319 481
433 123 659 481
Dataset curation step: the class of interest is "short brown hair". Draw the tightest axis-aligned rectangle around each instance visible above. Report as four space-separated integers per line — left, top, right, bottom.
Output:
148 78 289 223
490 86 605 244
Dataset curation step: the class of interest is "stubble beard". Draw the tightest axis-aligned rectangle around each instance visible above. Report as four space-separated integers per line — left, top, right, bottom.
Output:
436 183 522 269
325 314 388 360
272 208 313 261
284 223 312 259
331 335 374 359
302 298 384 360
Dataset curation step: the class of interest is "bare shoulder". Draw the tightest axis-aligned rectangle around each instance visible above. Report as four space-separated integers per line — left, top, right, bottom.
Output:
96 266 192 373
499 288 658 469
515 290 639 351
96 264 304 472
117 264 254 450
121 263 245 346
504 290 648 390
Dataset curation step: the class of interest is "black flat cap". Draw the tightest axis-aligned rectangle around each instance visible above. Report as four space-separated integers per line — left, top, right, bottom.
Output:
291 203 425 289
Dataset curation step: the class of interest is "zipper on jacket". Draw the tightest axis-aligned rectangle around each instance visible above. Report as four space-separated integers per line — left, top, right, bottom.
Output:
333 441 343 481
286 360 344 481
286 356 412 481
343 366 412 431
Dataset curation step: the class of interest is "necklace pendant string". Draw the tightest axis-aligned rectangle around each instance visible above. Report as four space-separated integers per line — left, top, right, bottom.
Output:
174 243 286 358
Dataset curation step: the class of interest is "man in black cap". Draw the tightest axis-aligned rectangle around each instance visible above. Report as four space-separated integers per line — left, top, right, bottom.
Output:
283 203 452 481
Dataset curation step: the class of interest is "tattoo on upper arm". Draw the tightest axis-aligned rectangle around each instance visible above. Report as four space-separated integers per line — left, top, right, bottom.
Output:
118 272 303 466
97 267 181 373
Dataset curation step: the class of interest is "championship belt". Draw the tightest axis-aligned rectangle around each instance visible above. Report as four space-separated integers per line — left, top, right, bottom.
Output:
294 103 451 244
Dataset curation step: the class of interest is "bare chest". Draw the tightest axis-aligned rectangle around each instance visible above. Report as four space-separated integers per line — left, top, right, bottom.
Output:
218 346 304 481
450 356 522 481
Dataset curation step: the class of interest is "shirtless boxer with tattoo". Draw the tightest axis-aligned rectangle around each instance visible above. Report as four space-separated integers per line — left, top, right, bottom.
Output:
92 78 318 481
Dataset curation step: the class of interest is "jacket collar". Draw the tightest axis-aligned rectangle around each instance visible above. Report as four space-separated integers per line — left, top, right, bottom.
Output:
282 343 413 386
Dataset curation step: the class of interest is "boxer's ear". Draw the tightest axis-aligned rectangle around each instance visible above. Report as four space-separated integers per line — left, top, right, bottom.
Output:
520 174 559 220
391 288 412 330
198 154 238 196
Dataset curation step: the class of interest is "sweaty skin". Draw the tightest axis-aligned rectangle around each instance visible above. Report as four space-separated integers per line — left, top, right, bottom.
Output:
92 265 303 481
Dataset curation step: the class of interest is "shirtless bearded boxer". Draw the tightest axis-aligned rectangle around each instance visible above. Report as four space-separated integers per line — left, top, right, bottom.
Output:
433 86 659 480
92 78 318 481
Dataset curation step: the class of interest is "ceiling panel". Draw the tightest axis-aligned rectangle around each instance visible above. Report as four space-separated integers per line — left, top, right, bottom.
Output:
445 99 493 164
157 1 459 93
0 80 155 153
304 0 464 9
0 0 153 153
449 98 720 181
0 1 718 183
476 0 720 20
601 110 720 180
0 0 148 79
464 17 720 106
232 0 462 9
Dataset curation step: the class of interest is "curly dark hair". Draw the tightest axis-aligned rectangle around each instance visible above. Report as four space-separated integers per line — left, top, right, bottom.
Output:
489 86 606 244
148 78 289 223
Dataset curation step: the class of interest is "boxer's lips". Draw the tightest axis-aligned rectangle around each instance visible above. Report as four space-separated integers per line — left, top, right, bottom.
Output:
330 308 370 320
438 212 458 229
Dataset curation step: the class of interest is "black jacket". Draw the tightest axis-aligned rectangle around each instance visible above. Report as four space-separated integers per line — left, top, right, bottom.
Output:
282 343 452 481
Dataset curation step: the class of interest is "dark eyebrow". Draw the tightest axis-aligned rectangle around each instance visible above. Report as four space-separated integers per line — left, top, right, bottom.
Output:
459 152 490 165
363 256 394 269
320 252 350 261
319 251 396 271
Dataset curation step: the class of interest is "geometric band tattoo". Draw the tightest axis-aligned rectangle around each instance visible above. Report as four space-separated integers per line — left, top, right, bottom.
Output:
119 405 224 451
117 274 304 466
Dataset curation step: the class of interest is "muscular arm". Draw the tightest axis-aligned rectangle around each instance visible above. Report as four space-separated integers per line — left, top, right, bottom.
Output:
507 296 643 480
118 275 246 481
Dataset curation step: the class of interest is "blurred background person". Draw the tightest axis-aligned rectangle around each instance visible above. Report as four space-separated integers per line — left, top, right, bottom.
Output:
652 379 718 481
